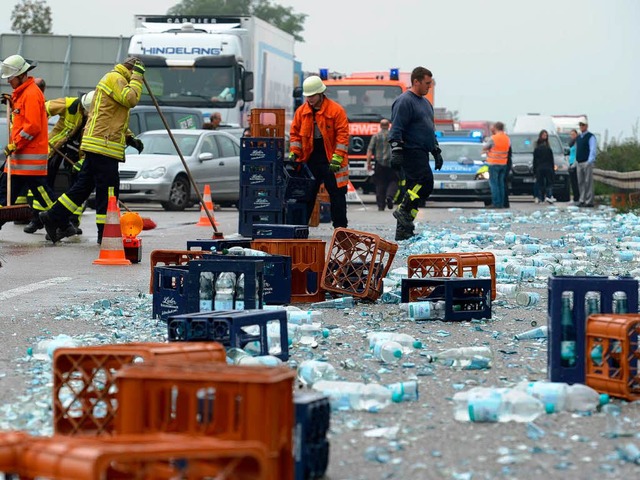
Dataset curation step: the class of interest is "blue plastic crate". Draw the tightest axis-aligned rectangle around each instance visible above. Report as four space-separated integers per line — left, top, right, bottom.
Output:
238 209 285 237
285 202 308 226
294 391 331 480
400 277 492 321
186 238 253 252
547 276 639 384
240 158 284 187
252 224 309 239
284 163 316 202
240 136 285 163
240 185 286 211
319 202 331 223
167 309 289 360
152 265 189 321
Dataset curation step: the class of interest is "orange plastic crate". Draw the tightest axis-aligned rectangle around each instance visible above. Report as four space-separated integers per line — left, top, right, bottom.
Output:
309 198 320 227
115 364 294 480
407 252 496 301
586 313 640 401
321 228 398 301
19 434 268 480
149 249 212 293
250 108 285 138
251 239 326 303
0 431 29 473
53 342 226 436
610 193 628 209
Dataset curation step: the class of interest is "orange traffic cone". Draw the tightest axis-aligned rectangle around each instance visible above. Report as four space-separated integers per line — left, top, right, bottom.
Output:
93 196 131 265
196 184 219 227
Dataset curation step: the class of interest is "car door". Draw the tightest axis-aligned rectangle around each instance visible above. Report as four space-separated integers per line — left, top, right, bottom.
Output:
194 132 222 197
213 133 240 202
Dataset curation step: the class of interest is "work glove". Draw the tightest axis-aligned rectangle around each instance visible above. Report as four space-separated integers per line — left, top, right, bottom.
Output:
126 136 144 153
287 152 298 164
329 154 343 173
132 61 145 76
432 146 443 171
0 93 11 106
3 143 16 157
390 141 404 170
285 152 301 172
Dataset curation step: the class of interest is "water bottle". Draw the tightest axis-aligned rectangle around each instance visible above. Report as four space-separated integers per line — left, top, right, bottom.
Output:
366 332 422 353
453 387 544 422
286 309 322 325
516 381 608 413
402 300 446 320
226 347 282 366
386 381 419 402
312 380 393 412
585 291 600 316
311 296 355 309
427 346 493 369
381 290 402 304
235 273 245 310
511 244 541 255
214 272 236 310
602 403 622 438
227 246 269 256
514 325 548 340
496 283 519 298
30 334 78 361
199 271 214 311
560 292 577 367
294 322 330 347
296 359 337 386
515 291 541 307
372 340 403 363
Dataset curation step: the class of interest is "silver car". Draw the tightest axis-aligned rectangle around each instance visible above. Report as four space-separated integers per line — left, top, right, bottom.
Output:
120 129 240 210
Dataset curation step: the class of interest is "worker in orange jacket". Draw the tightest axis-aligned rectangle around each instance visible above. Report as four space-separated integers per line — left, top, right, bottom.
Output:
289 75 350 228
0 55 56 231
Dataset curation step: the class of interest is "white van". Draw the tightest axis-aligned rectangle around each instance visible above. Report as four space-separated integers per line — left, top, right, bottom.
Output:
512 113 557 134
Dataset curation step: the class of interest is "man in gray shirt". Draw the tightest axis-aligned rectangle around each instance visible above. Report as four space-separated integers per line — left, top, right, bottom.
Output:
366 118 398 211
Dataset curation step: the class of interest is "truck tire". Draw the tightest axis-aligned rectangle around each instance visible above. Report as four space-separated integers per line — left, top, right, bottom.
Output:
161 175 190 211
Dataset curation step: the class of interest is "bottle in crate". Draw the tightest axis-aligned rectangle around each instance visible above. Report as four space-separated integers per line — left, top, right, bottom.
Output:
214 272 236 310
199 272 214 311
560 292 577 367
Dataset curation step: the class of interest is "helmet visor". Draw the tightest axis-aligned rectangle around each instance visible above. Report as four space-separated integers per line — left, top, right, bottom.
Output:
0 62 20 79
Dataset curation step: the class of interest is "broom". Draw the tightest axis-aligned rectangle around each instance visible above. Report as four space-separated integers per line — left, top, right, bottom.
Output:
51 145 157 230
0 98 32 223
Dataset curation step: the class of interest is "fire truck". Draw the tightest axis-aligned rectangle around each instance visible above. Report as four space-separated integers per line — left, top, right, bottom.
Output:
320 69 453 192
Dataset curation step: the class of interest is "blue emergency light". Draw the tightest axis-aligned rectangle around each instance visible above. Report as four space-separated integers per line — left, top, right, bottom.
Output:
390 68 399 81
319 68 329 80
470 130 483 138
435 131 443 138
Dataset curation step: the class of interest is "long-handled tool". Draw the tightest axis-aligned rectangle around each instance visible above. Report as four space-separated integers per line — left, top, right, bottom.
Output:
0 98 32 223
51 145 157 230
141 76 223 238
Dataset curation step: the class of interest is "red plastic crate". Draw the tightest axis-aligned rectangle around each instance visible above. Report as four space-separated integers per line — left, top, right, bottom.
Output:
586 313 640 401
407 252 496 301
0 431 29 473
115 363 295 480
53 342 226 436
321 228 398 301
251 239 326 303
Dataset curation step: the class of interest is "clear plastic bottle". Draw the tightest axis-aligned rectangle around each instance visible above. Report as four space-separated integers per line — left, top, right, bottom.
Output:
386 381 419 402
312 380 393 412
516 381 609 413
296 359 337 386
401 300 446 320
311 296 355 309
235 273 245 310
372 340 403 364
286 310 322 325
560 292 576 367
227 246 269 256
199 271 214 311
214 272 236 310
226 347 282 366
495 283 519 298
31 334 78 361
294 322 330 347
381 290 402 304
366 332 422 353
453 387 545 423
514 325 548 340
427 346 493 369
515 291 541 307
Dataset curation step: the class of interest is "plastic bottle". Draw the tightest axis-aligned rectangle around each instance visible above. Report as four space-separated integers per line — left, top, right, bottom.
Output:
226 347 282 366
516 381 609 413
514 325 548 340
495 283 519 298
286 310 322 325
386 381 419 402
294 322 330 347
515 291 541 307
31 334 78 361
311 296 355 309
372 340 403 363
381 290 402 304
227 246 269 256
560 292 577 367
235 273 245 310
312 380 393 412
214 272 236 310
198 271 214 311
453 387 544 423
427 346 493 369
366 332 423 353
296 359 337 386
401 300 446 320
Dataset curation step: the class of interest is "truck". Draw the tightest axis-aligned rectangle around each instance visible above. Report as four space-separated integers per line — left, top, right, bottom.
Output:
320 69 453 192
129 15 296 127
552 114 588 147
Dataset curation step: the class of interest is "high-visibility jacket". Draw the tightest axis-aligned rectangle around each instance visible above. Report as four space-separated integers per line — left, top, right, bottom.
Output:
486 131 511 165
289 97 350 188
46 97 84 154
81 63 143 161
5 76 48 176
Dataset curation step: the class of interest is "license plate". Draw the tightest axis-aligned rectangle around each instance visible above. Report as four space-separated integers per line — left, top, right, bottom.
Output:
440 182 466 189
350 168 368 178
522 178 535 183
120 183 131 190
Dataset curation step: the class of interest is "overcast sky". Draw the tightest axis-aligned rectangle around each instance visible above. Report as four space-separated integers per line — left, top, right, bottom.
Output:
1 0 638 139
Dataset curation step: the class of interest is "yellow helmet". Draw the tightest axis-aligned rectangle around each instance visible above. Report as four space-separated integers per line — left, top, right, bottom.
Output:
302 75 326 97
1 54 36 79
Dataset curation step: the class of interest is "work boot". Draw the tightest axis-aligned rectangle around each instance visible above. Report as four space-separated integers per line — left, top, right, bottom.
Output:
392 207 414 229
70 216 83 235
23 215 44 234
386 197 394 210
395 223 415 242
57 222 78 240
39 211 62 244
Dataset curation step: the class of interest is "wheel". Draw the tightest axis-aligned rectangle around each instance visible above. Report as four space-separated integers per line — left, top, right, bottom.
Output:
161 175 190 211
555 183 570 202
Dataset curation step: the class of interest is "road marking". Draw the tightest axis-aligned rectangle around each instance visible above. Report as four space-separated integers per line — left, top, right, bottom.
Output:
0 277 72 301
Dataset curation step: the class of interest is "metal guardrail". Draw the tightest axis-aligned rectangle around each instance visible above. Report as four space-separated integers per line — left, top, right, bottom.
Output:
593 168 640 190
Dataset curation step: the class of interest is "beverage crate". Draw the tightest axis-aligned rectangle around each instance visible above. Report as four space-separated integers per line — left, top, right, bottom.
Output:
253 224 309 239
320 201 331 223
187 237 253 252
19 434 269 480
400 277 492 321
167 309 289 360
241 158 284 187
115 363 295 480
0 431 29 474
250 108 286 138
239 209 285 238
240 185 285 211
586 314 640 401
285 201 308 226
321 228 398 301
149 249 213 294
52 342 226 436
240 136 285 163
293 392 331 480
548 276 639 384
407 252 496 300
251 239 326 303
283 163 316 202
152 264 189 320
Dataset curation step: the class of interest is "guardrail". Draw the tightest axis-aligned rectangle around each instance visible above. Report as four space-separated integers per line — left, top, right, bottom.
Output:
593 168 640 190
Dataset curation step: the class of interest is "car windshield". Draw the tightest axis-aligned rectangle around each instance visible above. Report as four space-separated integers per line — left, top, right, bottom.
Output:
510 134 563 154
132 133 200 156
439 143 485 162
324 85 403 121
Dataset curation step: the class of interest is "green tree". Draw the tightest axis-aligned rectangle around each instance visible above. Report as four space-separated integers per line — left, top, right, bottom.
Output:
10 0 52 34
167 0 307 42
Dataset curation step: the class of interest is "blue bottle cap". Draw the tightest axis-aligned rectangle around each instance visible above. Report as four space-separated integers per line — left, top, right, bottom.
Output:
544 403 555 414
413 340 423 349
393 349 402 359
599 393 610 406
391 390 404 403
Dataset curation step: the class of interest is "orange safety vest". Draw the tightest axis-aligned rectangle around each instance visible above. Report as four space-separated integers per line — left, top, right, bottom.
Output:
289 97 350 188
486 131 510 165
5 77 48 176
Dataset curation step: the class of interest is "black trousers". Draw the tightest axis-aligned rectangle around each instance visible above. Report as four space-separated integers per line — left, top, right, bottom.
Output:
306 160 348 228
373 164 399 209
0 174 55 210
400 148 433 215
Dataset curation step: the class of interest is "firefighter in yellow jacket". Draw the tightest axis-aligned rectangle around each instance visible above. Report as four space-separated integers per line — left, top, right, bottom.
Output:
41 56 145 244
288 75 350 228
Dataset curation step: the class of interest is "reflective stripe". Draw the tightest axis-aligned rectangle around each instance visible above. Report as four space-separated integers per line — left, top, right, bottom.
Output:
58 194 80 214
410 208 418 218
290 141 302 148
19 130 34 141
108 186 116 198
96 213 106 225
35 185 55 209
13 153 48 160
336 143 348 151
335 166 349 188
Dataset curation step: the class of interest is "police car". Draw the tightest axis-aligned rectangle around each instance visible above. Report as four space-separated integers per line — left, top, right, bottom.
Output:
428 131 492 206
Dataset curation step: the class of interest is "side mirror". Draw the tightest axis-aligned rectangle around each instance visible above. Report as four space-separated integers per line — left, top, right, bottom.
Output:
243 71 254 102
198 152 214 162
293 86 302 98
563 146 570 156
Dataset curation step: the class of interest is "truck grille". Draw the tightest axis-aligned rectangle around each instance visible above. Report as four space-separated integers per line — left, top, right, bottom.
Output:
349 135 372 156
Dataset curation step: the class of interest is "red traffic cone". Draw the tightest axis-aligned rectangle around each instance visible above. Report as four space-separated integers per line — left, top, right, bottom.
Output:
93 196 131 265
196 184 219 227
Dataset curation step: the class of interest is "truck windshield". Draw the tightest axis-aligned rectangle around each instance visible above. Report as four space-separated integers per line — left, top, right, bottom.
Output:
324 85 402 121
141 65 237 107
510 134 564 155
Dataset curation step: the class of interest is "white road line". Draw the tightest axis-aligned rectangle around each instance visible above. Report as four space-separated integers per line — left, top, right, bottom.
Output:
0 277 73 301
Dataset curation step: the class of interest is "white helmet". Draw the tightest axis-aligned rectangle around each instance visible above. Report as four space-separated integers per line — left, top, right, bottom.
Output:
81 90 95 111
0 54 35 79
302 75 326 97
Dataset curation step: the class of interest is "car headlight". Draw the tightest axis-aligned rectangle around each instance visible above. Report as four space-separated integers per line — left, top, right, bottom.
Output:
555 163 568 172
140 167 166 179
